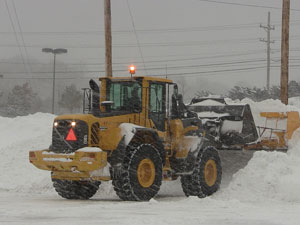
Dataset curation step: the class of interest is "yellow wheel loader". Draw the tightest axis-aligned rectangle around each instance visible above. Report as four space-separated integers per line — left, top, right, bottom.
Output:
29 76 222 201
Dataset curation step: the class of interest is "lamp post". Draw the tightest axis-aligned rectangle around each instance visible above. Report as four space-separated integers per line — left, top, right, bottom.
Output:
42 48 67 114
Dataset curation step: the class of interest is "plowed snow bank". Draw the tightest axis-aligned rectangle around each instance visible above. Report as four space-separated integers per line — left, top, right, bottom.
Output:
0 113 55 193
216 99 300 202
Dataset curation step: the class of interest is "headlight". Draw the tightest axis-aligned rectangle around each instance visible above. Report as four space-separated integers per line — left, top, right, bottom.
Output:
71 121 76 127
54 122 58 127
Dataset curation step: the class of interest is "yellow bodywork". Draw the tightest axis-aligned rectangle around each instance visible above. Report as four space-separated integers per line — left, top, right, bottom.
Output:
29 150 107 171
29 76 199 181
29 149 108 181
246 111 300 150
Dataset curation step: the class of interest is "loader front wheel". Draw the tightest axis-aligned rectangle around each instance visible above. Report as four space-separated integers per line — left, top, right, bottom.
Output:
112 144 162 201
52 179 100 200
181 146 222 198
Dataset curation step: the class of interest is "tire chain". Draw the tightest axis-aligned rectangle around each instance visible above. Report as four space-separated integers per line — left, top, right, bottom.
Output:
52 179 100 200
181 146 221 198
112 143 162 201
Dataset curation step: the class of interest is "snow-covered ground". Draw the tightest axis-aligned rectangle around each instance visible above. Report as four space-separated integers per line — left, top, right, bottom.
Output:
1 98 300 224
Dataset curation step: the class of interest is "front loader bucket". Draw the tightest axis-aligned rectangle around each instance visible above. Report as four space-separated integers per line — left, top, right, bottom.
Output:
188 104 259 145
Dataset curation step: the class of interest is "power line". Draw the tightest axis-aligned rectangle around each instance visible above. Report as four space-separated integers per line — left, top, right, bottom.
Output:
26 49 273 63
0 56 268 67
11 0 32 75
196 0 300 12
0 49 266 63
0 52 268 68
1 49 298 68
0 22 260 35
0 21 299 36
1 47 298 67
3 0 28 75
2 62 300 75
3 52 300 67
2 65 300 79
151 65 300 77
2 35 300 50
0 37 264 49
126 0 147 75
69 48 282 63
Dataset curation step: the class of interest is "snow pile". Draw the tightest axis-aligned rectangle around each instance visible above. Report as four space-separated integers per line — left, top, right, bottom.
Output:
289 97 300 109
0 113 55 193
216 98 300 202
228 98 300 127
220 141 300 202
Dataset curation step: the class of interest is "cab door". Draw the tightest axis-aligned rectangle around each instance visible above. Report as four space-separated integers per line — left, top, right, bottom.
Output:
149 82 166 131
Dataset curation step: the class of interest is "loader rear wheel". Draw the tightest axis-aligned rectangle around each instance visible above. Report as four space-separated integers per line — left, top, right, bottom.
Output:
181 146 222 198
112 144 162 201
52 179 100 200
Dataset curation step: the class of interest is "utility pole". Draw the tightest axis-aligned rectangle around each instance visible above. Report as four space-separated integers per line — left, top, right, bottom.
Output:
104 0 112 77
281 0 290 105
260 12 275 91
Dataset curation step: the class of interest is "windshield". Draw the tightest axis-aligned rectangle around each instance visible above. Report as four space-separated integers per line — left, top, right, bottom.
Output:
106 81 142 112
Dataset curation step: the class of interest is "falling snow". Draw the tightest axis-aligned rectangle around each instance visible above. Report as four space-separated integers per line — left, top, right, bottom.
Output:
1 99 300 224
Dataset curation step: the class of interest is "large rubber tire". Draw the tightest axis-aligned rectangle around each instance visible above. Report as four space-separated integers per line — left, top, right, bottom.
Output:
52 179 101 200
112 144 163 201
181 146 222 198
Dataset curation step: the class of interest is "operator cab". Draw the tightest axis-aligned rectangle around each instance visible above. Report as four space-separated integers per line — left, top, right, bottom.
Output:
87 76 196 131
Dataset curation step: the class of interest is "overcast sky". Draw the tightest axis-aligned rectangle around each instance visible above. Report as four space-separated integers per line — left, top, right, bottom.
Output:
0 0 299 98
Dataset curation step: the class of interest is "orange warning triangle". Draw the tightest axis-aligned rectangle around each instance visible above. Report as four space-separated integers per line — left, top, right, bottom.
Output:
66 128 77 141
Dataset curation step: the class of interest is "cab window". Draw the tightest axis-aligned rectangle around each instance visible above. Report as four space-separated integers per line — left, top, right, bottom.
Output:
150 84 164 113
106 81 142 112
149 83 166 131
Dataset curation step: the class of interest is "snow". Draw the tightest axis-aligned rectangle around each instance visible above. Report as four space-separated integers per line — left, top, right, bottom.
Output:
219 148 300 203
76 147 102 152
42 151 74 155
119 123 143 145
220 120 243 134
90 163 111 177
43 158 73 162
197 111 229 118
1 100 300 224
184 136 202 153
0 113 55 193
289 97 300 109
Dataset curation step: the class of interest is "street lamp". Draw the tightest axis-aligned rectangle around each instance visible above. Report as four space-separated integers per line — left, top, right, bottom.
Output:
42 48 67 114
